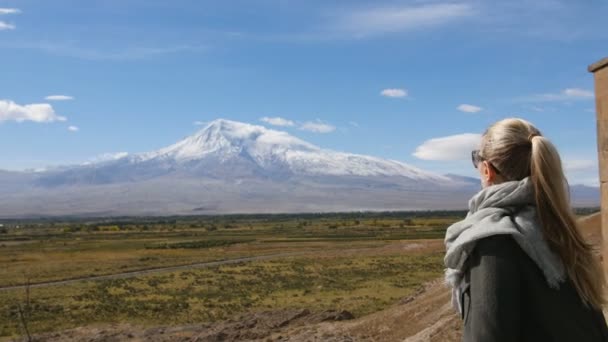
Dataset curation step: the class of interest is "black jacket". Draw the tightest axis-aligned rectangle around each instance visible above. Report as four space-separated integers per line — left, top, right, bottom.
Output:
461 234 608 342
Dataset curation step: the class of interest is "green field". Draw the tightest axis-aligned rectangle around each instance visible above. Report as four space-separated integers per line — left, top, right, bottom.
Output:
0 211 464 339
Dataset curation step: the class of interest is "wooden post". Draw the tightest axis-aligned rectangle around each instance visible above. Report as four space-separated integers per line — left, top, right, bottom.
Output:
589 57 608 274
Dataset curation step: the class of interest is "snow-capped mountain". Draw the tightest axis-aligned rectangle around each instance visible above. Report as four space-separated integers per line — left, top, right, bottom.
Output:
142 119 449 179
32 119 454 187
0 119 597 217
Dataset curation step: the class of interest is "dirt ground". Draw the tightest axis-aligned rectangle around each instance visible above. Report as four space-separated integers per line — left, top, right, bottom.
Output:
277 277 461 342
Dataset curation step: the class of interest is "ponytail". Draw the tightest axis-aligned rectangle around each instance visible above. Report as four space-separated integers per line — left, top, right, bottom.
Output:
482 118 606 309
530 135 606 309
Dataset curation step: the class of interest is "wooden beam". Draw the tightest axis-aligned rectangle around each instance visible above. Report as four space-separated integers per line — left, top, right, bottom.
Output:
589 56 608 274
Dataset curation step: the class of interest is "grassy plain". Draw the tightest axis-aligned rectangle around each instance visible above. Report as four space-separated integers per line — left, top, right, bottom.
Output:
0 211 464 339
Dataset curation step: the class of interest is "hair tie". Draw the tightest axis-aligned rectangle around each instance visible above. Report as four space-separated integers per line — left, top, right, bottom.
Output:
528 133 539 142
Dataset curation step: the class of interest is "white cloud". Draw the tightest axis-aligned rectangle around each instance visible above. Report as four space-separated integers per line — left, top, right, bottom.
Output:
10 42 204 61
298 119 336 133
85 45 203 61
83 152 130 165
381 88 408 98
0 8 20 15
457 104 483 113
194 120 207 126
109 152 128 159
563 159 597 173
0 8 19 31
0 100 67 123
519 88 594 102
413 133 482 161
331 3 474 37
67 125 79 132
563 88 593 98
348 121 359 127
0 21 15 30
525 105 545 112
45 95 74 101
96 152 128 161
562 159 599 186
260 116 295 127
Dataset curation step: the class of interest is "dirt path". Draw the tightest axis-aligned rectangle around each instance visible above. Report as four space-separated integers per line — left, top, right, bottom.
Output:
0 251 314 292
275 277 461 341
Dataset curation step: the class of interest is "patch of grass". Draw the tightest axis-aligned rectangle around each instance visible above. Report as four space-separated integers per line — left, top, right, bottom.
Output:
0 211 465 339
0 251 444 337
145 239 254 250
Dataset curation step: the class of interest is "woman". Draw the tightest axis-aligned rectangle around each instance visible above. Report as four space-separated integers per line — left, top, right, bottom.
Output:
444 118 608 341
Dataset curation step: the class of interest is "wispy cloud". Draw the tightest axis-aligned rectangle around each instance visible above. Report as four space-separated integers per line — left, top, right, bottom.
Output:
260 116 295 127
517 88 594 102
5 41 205 61
84 152 129 165
299 119 336 133
45 95 74 101
563 158 599 186
525 105 546 112
381 88 408 98
0 8 20 15
413 133 482 161
194 120 208 126
0 100 67 123
0 7 20 31
67 125 79 132
475 1 606 42
457 104 483 113
0 21 15 30
562 88 594 98
563 159 597 173
329 3 474 38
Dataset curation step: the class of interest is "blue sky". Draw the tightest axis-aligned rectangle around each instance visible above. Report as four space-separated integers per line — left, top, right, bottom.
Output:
0 0 606 185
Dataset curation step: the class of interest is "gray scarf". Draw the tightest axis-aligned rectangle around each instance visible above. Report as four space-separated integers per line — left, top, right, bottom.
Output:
444 177 566 314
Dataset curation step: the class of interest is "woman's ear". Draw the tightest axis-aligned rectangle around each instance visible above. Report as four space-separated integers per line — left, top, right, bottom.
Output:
482 160 497 184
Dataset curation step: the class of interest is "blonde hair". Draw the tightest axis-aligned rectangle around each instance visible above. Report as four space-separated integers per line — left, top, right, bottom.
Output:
481 118 606 309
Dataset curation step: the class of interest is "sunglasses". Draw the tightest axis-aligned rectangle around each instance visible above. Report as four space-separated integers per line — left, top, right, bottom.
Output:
471 150 501 174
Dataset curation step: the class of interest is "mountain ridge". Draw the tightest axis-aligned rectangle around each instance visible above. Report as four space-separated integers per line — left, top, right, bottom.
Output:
0 119 598 218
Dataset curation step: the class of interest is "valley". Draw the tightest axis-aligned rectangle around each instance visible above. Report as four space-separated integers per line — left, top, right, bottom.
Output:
0 211 459 340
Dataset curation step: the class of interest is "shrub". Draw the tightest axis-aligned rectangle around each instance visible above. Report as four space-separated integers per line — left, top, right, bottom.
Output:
145 239 254 250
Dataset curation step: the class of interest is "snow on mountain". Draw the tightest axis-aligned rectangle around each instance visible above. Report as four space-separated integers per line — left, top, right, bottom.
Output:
0 118 460 192
140 119 319 162
0 118 596 217
125 118 450 181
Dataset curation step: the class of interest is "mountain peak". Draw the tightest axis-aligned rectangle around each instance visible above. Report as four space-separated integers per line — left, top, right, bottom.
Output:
141 118 319 162
129 118 451 182
200 118 260 134
195 118 268 141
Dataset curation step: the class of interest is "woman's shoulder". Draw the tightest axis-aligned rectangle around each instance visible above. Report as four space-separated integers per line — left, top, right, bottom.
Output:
472 234 526 261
